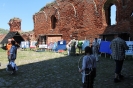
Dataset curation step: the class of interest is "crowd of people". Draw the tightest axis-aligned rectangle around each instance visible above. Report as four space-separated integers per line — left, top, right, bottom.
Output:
66 37 98 88
78 34 128 88
3 34 129 88
67 37 100 58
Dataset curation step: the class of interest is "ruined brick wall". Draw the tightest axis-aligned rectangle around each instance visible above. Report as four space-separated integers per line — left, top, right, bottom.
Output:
33 0 133 43
8 18 36 41
47 36 62 44
21 31 35 41
103 0 133 40
8 18 21 32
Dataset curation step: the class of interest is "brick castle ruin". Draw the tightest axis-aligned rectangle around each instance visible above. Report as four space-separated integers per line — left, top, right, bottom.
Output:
33 0 133 43
8 17 35 41
8 0 133 44
8 18 21 32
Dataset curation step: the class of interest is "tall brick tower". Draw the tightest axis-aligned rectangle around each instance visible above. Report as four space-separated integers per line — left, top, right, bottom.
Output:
8 17 21 32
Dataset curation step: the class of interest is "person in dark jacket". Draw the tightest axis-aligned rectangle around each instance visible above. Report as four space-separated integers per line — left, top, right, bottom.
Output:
8 40 18 74
9 40 17 62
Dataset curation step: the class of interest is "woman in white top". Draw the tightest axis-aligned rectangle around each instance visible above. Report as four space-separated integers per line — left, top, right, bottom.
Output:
79 46 96 88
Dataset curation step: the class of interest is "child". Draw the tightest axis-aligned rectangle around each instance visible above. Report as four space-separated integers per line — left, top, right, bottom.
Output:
8 40 18 74
79 46 96 88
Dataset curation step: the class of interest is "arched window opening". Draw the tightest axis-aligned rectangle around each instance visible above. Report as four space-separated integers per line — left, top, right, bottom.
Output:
51 15 57 29
104 0 117 26
105 4 117 25
122 0 126 6
111 5 116 25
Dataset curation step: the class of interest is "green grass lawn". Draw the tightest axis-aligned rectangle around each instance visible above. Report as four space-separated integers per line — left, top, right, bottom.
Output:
0 48 133 88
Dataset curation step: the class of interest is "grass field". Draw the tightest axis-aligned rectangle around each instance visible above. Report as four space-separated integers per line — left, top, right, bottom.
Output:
0 48 133 88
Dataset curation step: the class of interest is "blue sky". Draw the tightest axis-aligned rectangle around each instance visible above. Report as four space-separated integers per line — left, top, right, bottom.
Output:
0 0 116 32
0 0 54 32
111 5 116 25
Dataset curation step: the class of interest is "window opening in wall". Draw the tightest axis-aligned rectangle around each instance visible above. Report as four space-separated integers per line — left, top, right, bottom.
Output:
111 5 116 25
51 15 57 29
122 0 126 6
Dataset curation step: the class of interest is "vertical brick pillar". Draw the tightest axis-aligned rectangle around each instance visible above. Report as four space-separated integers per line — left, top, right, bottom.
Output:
8 17 21 32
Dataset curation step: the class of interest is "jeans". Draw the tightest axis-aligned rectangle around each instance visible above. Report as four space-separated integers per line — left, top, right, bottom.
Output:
115 60 124 74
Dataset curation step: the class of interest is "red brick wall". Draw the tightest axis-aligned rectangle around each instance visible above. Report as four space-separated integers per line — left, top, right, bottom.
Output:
33 0 133 42
9 18 21 32
47 36 62 44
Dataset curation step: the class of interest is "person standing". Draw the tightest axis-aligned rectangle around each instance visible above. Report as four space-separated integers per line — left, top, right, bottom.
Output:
6 39 12 62
9 40 18 74
79 46 96 88
66 42 71 55
9 40 17 62
67 37 78 56
52 41 57 52
77 40 83 54
92 38 99 61
110 34 128 83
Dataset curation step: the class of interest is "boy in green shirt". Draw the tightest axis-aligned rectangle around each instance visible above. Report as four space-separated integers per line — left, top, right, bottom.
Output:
77 40 83 54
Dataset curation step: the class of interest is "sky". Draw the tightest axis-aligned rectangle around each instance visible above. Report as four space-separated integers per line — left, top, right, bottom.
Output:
111 5 116 25
0 0 54 32
0 0 116 32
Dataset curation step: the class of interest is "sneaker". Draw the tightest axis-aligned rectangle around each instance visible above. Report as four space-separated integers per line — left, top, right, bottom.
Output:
114 78 121 83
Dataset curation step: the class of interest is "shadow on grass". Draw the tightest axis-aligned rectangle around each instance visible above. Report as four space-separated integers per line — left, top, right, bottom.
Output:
0 51 133 88
0 51 82 88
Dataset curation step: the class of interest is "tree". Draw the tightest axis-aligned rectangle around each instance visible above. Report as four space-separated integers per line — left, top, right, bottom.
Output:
0 28 9 34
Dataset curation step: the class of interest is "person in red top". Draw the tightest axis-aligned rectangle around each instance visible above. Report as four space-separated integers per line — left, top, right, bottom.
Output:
6 39 12 62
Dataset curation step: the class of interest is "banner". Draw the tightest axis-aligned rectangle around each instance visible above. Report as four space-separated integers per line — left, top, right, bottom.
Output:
58 40 66 45
30 41 37 48
125 41 133 55
82 40 89 50
56 40 66 51
99 41 111 54
20 41 30 48
39 44 47 48
99 41 133 55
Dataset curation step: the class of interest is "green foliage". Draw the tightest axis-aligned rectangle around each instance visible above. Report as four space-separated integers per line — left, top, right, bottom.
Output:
45 1 56 7
0 28 9 34
39 0 56 11
40 6 45 11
